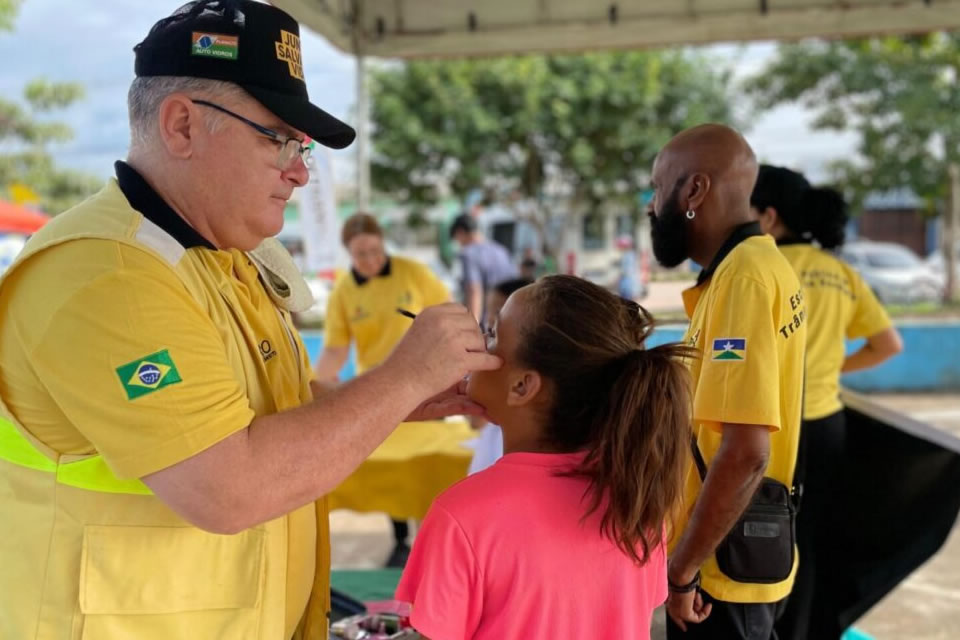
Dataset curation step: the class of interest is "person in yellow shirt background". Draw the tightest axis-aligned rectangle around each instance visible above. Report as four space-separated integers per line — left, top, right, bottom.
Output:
649 125 806 640
751 165 903 640
315 212 451 567
315 213 450 379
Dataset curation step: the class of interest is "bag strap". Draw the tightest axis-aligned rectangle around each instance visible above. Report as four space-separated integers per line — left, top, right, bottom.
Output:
688 363 808 506
690 435 708 482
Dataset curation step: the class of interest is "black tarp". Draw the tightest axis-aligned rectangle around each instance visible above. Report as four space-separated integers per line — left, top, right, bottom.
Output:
815 391 960 636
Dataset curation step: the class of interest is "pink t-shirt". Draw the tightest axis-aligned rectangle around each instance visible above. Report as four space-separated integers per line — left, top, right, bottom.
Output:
395 451 667 640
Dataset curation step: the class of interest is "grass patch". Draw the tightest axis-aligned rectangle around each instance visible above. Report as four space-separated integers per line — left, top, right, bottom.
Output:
886 302 960 319
649 309 689 325
650 270 698 283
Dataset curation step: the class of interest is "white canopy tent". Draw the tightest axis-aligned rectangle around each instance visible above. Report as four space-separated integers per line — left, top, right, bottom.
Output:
276 0 960 59
271 0 960 206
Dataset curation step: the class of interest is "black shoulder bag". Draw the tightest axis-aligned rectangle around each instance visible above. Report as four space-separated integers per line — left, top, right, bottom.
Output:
691 437 803 584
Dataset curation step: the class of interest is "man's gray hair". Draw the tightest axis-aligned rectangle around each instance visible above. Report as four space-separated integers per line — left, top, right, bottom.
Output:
127 76 249 150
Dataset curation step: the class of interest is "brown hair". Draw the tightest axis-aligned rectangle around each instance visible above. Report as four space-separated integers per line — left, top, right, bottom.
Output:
517 275 693 565
341 213 382 247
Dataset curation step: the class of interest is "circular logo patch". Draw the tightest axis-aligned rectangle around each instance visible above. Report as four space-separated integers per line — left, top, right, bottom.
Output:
138 364 162 386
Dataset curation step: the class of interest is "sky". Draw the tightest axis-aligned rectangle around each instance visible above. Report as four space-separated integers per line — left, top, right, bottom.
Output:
0 0 859 187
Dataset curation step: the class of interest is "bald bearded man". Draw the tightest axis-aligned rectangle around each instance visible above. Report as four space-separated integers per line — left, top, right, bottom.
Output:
650 125 806 640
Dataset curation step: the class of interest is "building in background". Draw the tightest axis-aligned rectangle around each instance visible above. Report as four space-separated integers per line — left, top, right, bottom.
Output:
853 189 940 257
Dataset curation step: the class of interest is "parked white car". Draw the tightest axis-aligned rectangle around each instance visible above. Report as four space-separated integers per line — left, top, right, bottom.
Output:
839 241 945 304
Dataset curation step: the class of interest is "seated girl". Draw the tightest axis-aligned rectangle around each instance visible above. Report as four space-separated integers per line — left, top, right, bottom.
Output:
395 275 693 639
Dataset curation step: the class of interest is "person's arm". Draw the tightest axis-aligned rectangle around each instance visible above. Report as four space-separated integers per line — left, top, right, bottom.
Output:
315 280 351 382
465 282 484 323
666 423 770 630
842 327 903 373
667 423 771 585
459 253 484 323
314 345 350 382
144 304 501 534
843 267 901 373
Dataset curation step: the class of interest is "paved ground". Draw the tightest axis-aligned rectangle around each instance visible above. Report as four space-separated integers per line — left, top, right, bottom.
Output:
642 280 691 314
329 393 960 639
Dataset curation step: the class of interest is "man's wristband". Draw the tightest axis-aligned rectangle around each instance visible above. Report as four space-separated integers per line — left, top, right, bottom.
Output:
667 570 701 594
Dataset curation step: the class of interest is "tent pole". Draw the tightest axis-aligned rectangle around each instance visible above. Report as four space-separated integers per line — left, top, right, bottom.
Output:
355 53 371 211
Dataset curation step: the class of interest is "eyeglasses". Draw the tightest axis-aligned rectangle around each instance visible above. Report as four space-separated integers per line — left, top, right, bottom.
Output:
191 99 311 171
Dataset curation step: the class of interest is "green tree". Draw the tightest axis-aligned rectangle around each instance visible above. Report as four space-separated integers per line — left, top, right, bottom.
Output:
0 0 21 29
0 0 100 215
370 51 736 255
746 33 960 301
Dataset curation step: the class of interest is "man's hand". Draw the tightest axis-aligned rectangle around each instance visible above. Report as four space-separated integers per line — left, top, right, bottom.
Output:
667 423 770 613
666 589 712 631
385 303 502 399
406 380 487 422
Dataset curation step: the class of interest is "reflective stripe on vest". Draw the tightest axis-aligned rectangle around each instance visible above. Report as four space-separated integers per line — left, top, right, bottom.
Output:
0 417 152 495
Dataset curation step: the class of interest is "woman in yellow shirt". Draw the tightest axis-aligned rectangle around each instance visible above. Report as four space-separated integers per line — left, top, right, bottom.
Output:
751 165 903 640
314 213 450 566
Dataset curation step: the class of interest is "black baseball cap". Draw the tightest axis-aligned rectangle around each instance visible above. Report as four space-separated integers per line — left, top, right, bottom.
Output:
134 0 355 149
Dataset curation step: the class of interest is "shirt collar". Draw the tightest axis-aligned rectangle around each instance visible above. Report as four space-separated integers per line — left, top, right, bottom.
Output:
695 221 763 286
351 257 392 286
114 160 216 250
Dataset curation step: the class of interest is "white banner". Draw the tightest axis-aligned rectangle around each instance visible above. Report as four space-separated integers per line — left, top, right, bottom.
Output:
299 147 342 274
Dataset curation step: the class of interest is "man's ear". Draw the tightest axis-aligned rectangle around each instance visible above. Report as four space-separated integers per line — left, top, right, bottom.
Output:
506 370 542 407
157 94 199 159
684 173 711 211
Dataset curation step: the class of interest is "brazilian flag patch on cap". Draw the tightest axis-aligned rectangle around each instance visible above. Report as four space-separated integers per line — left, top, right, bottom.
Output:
191 32 239 60
116 349 182 400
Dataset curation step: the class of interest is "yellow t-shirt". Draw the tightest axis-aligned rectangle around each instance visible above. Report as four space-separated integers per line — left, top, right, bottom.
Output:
778 243 892 420
324 256 449 373
676 230 806 604
0 179 317 637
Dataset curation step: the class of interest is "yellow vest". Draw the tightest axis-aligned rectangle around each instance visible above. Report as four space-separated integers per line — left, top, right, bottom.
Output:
0 183 330 640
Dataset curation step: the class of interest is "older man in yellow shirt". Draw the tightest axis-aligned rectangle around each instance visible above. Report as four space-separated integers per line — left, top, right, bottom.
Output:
0 3 498 639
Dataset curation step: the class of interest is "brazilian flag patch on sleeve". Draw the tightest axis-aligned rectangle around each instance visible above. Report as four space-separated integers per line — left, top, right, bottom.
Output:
115 349 183 400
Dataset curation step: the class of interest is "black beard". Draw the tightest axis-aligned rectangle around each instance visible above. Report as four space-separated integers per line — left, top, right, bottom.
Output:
649 189 689 268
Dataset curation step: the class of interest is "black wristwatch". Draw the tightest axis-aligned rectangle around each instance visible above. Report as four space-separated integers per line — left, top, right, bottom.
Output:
667 569 701 594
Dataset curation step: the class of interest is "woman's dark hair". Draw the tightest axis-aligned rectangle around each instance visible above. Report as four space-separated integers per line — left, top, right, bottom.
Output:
516 275 693 565
751 164 849 249
493 277 534 298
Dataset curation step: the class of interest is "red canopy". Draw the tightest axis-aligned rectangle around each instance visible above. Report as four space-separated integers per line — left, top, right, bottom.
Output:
0 199 49 234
